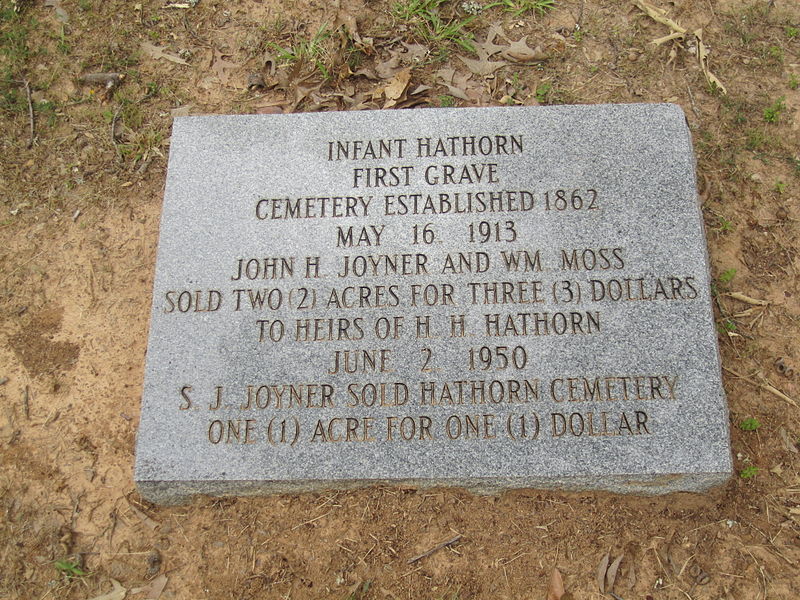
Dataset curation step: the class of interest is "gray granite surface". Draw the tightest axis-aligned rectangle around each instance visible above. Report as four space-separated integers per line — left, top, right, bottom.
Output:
134 104 732 504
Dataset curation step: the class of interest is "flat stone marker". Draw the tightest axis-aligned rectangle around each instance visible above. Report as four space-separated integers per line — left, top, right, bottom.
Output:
135 104 732 504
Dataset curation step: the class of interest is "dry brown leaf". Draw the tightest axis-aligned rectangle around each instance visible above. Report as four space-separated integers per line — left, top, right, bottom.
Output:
606 555 624 592
779 428 799 454
500 36 548 62
141 42 188 65
596 552 610 593
547 568 565 600
458 54 506 77
288 83 323 111
263 49 278 76
435 68 471 101
402 42 429 63
211 50 239 86
332 8 361 45
382 67 411 108
356 36 375 55
131 574 168 599
633 0 686 35
633 1 726 94
86 579 126 600
375 53 403 79
474 24 507 57
443 85 470 101
353 67 379 80
344 91 371 110
694 29 727 94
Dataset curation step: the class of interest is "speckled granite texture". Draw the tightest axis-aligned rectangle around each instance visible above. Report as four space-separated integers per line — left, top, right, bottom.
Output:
135 104 731 504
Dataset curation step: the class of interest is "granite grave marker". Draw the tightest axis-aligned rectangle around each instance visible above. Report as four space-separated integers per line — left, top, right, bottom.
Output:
134 104 732 504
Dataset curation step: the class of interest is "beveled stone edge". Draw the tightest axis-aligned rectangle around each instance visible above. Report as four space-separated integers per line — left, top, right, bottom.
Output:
136 471 732 505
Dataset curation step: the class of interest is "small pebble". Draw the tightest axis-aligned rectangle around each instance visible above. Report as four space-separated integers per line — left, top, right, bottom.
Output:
146 549 162 578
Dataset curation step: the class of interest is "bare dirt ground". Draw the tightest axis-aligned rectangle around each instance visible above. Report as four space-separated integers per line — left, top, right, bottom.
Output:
1 0 799 598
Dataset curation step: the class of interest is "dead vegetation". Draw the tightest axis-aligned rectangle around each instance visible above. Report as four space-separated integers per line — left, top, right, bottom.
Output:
1 0 799 598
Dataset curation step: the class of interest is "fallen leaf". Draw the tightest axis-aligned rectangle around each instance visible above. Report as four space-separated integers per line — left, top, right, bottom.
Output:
596 552 610 593
86 579 126 600
263 49 278 76
458 54 506 77
130 574 168 600
382 67 411 108
779 428 798 454
435 68 471 101
474 24 507 57
500 36 548 62
633 1 726 94
332 8 361 45
459 25 511 76
402 42 429 63
375 52 403 79
288 83 322 112
141 42 188 65
633 0 686 35
606 555 624 592
694 29 727 94
352 66 379 80
547 568 565 600
211 50 239 86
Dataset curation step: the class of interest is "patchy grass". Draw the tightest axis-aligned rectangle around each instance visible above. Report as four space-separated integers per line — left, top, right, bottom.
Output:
535 81 552 103
268 24 335 79
0 6 32 114
739 465 759 479
485 0 555 18
54 559 87 579
739 417 761 431
719 268 737 284
763 96 786 123
392 0 476 52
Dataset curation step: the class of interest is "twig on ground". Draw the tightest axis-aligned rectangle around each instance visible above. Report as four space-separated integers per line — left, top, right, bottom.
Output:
80 72 124 87
111 106 122 146
686 83 700 118
726 292 769 306
722 366 798 408
290 511 331 530
407 534 462 564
